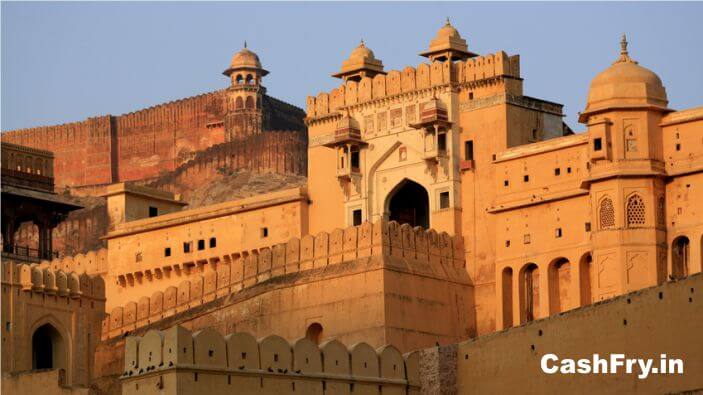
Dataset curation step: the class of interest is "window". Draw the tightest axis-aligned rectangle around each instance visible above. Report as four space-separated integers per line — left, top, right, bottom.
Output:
676 143 681 151
504 180 509 187
464 140 474 161
593 138 602 151
523 175 530 182
439 191 450 209
626 194 646 227
554 168 561 176
505 240 511 247
350 148 360 170
352 209 362 226
164 247 171 257
523 234 531 244
531 129 538 141
149 206 158 217
567 167 572 174
183 242 192 253
135 252 142 262
469 92 474 100
599 198 615 229
197 239 205 251
261 227 268 238
555 228 562 238
437 133 447 153
209 237 216 248
585 222 591 232
492 154 497 161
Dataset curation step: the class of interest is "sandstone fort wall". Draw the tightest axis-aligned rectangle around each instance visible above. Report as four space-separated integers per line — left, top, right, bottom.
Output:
121 326 420 395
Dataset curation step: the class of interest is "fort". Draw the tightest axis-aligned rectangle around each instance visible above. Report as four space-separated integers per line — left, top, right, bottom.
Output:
1 19 702 395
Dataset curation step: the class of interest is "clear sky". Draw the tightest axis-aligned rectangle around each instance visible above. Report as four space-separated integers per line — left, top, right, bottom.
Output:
2 2 702 131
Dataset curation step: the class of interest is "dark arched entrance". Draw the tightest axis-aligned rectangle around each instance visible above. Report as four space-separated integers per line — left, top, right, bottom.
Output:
305 323 323 345
32 323 63 370
387 180 429 228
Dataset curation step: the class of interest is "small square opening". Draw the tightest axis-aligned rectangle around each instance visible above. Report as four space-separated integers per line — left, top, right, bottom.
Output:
523 175 530 182
209 237 217 248
555 228 563 238
164 247 171 257
352 209 362 226
464 140 474 161
261 227 269 238
183 242 192 253
554 168 560 176
149 206 158 218
197 239 205 251
439 191 450 209
593 138 602 151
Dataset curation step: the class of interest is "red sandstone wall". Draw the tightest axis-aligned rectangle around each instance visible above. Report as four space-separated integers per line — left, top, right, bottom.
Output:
141 131 307 194
1 116 113 188
114 91 227 182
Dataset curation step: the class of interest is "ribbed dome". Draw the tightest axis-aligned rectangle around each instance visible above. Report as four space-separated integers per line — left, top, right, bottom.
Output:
332 40 385 80
348 41 377 63
582 35 668 120
223 43 269 78
230 47 262 69
435 21 461 41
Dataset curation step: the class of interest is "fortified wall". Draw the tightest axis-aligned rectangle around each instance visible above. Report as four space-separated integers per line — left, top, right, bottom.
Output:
305 51 520 119
1 261 106 388
1 90 307 190
120 326 419 395
91 220 472 392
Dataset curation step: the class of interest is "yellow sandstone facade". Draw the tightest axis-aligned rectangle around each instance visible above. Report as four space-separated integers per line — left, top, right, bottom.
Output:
2 21 702 395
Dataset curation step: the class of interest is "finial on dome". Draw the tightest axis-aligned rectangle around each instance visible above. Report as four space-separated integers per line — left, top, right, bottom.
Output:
360 38 365 46
244 40 247 49
445 17 451 25
614 33 637 64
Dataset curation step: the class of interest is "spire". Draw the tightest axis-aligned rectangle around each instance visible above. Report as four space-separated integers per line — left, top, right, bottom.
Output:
244 40 247 49
360 38 365 47
614 33 637 64
446 17 451 25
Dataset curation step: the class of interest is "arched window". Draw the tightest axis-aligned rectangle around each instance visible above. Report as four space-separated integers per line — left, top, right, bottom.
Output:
305 323 323 345
235 97 243 110
235 74 243 85
245 96 254 109
32 323 64 370
672 236 690 279
599 197 615 229
521 263 539 323
626 194 646 227
245 74 253 85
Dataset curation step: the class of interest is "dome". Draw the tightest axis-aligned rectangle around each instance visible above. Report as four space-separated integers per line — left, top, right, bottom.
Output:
230 47 262 69
223 43 269 77
581 35 668 121
348 41 376 63
419 18 477 61
435 21 461 41
332 40 385 80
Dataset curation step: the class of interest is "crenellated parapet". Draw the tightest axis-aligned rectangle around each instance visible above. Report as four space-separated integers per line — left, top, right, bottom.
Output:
121 325 419 394
102 220 467 340
1 260 105 301
38 248 108 275
306 51 519 119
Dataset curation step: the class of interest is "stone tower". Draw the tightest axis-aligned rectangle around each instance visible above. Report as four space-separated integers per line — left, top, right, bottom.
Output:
222 43 269 140
580 35 672 298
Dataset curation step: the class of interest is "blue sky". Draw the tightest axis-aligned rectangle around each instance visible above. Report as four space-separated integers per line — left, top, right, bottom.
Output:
2 2 701 131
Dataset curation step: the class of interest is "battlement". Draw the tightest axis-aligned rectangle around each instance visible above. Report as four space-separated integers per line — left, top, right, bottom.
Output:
306 51 519 119
39 248 108 276
1 261 105 300
102 220 467 340
121 325 419 394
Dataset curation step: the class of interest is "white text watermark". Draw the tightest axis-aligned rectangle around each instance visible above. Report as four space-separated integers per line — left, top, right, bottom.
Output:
540 354 683 379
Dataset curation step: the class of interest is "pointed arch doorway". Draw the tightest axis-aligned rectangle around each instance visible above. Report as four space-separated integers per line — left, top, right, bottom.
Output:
386 179 429 228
